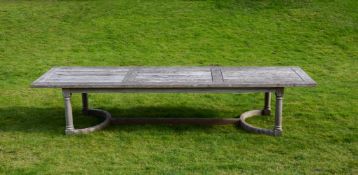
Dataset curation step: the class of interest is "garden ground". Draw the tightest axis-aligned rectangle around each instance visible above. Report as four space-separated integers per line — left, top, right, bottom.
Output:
0 0 357 174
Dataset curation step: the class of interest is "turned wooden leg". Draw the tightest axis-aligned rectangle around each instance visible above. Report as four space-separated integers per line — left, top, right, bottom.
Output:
274 88 284 136
82 93 89 114
262 92 271 115
63 89 75 134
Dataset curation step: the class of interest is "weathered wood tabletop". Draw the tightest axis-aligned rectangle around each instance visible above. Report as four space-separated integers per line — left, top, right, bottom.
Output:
32 66 316 88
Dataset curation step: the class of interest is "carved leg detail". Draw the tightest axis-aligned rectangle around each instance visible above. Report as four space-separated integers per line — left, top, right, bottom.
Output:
63 90 75 134
274 88 284 136
262 92 271 115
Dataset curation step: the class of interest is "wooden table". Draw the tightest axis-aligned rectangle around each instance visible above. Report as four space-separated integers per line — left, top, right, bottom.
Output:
31 66 316 136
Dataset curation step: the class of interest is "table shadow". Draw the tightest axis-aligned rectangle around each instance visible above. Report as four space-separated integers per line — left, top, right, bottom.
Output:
0 106 242 134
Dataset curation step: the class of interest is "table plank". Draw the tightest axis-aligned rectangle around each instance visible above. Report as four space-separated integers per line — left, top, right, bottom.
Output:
211 67 224 83
31 66 316 88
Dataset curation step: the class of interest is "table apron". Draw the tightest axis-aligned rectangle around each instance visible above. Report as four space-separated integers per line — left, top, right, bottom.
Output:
64 88 280 94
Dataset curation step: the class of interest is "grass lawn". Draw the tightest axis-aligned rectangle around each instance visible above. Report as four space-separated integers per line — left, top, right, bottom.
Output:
0 0 357 174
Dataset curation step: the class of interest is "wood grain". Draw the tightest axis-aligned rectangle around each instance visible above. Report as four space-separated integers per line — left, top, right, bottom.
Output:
32 66 316 88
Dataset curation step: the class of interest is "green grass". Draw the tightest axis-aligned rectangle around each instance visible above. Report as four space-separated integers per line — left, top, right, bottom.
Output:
0 0 357 174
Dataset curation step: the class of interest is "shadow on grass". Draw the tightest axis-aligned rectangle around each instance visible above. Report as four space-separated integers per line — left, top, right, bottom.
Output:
212 0 311 10
0 106 242 134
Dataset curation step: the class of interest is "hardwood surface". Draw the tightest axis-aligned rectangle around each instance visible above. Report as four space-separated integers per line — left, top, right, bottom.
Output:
31 66 316 88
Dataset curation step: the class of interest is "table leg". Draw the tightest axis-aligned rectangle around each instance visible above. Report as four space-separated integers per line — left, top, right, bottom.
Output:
62 90 111 135
263 92 271 115
274 88 284 136
63 89 75 134
82 93 88 114
239 88 284 136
